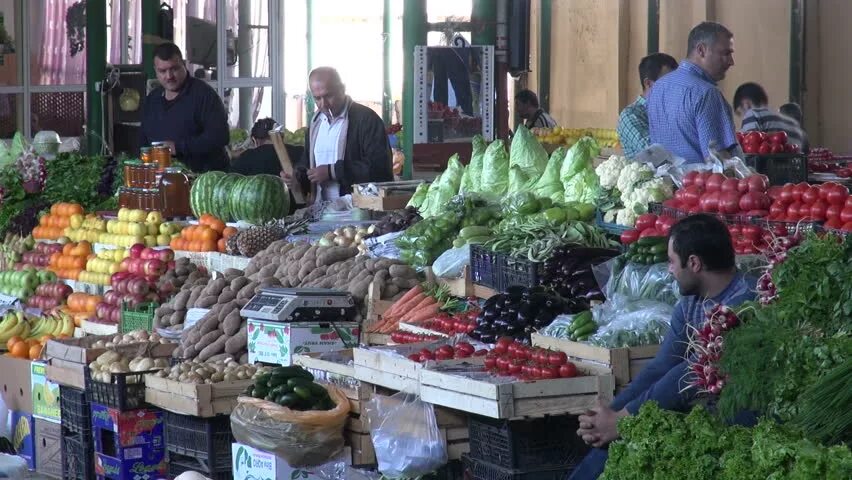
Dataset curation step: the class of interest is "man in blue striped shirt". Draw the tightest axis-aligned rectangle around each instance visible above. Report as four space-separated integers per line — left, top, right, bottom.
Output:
648 22 739 164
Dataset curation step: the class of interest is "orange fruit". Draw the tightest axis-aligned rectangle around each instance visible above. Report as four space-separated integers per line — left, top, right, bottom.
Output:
40 335 53 343
198 214 214 226
199 226 218 242
39 215 49 226
217 238 226 253
200 239 217 252
222 227 238 239
10 342 28 359
29 344 43 360
6 336 23 351
208 219 226 234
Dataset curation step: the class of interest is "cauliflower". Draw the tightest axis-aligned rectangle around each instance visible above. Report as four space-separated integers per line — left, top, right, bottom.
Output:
595 155 629 189
615 162 654 195
623 177 673 209
604 210 618 223
616 208 638 227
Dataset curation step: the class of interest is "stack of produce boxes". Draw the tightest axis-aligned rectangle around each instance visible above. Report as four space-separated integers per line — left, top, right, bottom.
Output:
59 386 94 479
164 412 234 480
31 361 62 478
91 403 166 479
0 353 36 471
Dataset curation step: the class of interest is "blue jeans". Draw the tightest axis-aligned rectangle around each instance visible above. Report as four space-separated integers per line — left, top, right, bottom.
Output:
568 447 608 480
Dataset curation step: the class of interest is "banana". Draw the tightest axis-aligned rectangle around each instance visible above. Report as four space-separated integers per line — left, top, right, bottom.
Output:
60 313 75 337
50 314 65 336
0 313 16 332
0 320 25 343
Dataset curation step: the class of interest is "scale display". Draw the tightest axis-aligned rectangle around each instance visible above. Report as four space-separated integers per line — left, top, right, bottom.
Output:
240 288 357 322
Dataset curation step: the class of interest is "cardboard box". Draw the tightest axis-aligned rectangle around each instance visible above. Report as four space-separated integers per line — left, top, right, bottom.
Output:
247 320 359 365
31 361 60 422
91 403 165 451
10 411 35 470
0 355 33 412
94 447 166 480
232 443 350 480
34 417 61 478
144 374 253 417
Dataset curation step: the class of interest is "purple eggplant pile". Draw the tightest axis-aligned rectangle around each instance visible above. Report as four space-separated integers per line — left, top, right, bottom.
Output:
540 245 620 302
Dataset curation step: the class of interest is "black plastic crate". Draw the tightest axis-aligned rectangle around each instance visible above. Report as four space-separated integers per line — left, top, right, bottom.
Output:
471 244 543 292
467 414 587 470
744 153 807 185
85 370 154 411
167 452 231 480
164 412 234 472
60 386 91 434
61 430 95 480
462 454 573 480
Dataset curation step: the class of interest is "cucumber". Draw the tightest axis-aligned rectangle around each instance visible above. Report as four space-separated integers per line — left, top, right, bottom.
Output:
573 323 598 338
649 243 667 254
277 393 299 407
292 385 314 401
287 377 313 389
464 235 491 245
569 312 593 332
271 366 314 379
452 238 466 248
653 253 668 264
459 226 491 239
307 382 329 397
637 236 666 247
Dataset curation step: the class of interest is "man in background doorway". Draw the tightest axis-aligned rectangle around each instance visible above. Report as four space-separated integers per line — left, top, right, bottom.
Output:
515 89 558 129
617 52 679 158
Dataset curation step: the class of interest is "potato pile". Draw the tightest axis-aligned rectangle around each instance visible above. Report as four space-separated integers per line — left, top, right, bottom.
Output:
244 240 417 303
153 357 264 384
154 268 213 330
88 350 169 383
89 329 171 349
158 257 206 294
172 267 276 363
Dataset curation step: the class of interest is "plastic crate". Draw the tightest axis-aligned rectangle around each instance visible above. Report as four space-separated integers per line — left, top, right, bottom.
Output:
595 209 630 235
59 386 90 435
61 430 95 480
120 301 158 333
649 202 688 220
85 370 154 411
164 412 234 472
167 452 231 480
755 218 821 236
470 244 543 292
467 414 587 470
462 454 573 480
744 154 807 185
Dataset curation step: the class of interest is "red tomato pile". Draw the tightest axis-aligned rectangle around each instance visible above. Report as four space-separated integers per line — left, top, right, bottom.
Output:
389 331 445 344
727 223 769 255
417 310 479 336
737 131 800 155
483 337 580 380
620 213 677 245
808 147 851 178
664 172 772 217
766 181 852 230
406 342 487 362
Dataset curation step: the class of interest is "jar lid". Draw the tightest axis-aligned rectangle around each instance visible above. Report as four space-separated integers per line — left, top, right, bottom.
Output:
162 167 185 173
125 159 142 165
140 146 151 152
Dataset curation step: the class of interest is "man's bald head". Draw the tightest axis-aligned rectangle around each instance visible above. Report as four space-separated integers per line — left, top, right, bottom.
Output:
309 67 347 117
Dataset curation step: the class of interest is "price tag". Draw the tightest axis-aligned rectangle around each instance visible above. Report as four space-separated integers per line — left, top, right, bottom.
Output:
183 308 210 330
0 293 20 307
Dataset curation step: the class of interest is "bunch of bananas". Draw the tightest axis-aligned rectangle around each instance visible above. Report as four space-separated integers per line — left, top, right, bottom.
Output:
0 310 75 344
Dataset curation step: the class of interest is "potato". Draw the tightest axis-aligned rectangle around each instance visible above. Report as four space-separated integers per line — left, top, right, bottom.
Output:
222 310 242 336
224 325 247 354
195 295 218 308
197 336 227 361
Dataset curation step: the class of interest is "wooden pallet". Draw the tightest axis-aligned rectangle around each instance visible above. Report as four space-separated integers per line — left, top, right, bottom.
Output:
419 361 614 419
353 343 484 394
531 333 660 388
144 374 253 417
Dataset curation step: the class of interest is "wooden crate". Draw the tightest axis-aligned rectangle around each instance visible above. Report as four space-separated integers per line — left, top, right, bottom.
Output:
419 361 614 419
531 333 660 388
424 265 474 298
353 343 484 394
144 374 253 417
351 180 424 211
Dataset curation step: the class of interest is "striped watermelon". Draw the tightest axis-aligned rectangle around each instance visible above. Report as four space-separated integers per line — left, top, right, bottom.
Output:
190 171 225 218
228 174 289 224
210 173 243 221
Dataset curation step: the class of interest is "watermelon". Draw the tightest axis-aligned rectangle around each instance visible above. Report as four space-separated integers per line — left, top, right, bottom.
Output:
210 173 243 221
228 174 289 224
190 171 225 218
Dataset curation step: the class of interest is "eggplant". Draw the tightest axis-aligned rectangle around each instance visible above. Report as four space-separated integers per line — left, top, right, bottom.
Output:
570 268 594 280
481 309 498 322
516 304 533 324
506 285 525 302
483 295 501 311
480 334 496 344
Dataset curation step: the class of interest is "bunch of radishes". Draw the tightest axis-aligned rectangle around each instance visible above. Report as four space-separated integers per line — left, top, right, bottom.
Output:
685 304 740 395
755 231 804 305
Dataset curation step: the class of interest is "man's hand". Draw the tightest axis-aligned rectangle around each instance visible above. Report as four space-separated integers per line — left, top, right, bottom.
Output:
280 171 296 190
307 166 331 184
161 141 177 155
576 396 630 448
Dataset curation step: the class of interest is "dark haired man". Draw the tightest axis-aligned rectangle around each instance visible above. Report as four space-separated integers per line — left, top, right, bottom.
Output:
648 22 739 163
733 82 808 153
515 89 558 129
139 42 229 172
617 52 679 158
229 118 302 177
568 214 756 479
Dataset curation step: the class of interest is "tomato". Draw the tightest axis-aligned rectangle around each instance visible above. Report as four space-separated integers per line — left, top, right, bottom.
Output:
639 228 663 238
741 224 762 241
420 351 435 362
496 356 510 371
825 184 849 206
705 173 726 192
824 218 843 230
779 184 795 204
786 143 800 153
745 131 764 145
801 186 821 205
743 142 760 154
700 192 720 212
748 175 769 193
787 201 805 220
836 168 852 178
847 196 852 208
508 360 523 375
840 206 852 224
766 185 783 202
758 142 772 155
718 191 741 214
620 229 640 245
683 170 699 188
842 222 852 232
456 342 475 355
528 366 542 379
728 224 742 238
484 356 497 369
736 132 745 144
792 182 810 202
769 131 788 145
825 203 842 221
635 213 658 232
559 362 578 378
662 198 680 209
810 201 828 221
540 366 560 379
694 172 709 189
770 143 785 154
547 351 567 366
681 185 704 206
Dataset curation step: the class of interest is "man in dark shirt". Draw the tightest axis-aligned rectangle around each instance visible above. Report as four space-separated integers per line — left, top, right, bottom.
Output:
515 89 557 129
139 43 229 172
230 118 302 176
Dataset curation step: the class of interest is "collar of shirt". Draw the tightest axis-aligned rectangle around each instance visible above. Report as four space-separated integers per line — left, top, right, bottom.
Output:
679 60 717 86
161 76 194 102
314 96 353 125
633 95 646 107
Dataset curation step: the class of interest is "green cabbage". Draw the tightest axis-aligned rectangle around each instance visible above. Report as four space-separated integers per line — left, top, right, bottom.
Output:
480 140 509 197
460 134 486 193
0 132 26 167
510 125 548 178
531 146 566 202
508 165 531 193
420 155 464 217
561 137 600 204
406 182 430 210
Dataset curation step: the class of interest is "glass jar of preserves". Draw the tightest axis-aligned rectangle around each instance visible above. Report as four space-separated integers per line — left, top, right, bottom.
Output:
140 147 151 164
118 187 132 209
159 168 191 218
138 163 157 188
150 144 171 168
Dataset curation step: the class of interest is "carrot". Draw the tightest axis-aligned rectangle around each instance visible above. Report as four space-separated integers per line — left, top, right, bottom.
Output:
367 318 390 333
383 285 424 318
384 294 430 323
402 303 442 325
398 297 439 324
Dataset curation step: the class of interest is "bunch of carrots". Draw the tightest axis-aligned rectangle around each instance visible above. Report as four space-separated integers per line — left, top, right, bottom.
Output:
367 283 456 334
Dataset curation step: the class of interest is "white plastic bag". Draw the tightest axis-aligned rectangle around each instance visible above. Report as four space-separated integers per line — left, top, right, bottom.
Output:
431 245 470 278
0 454 27 478
0 395 7 440
364 392 447 478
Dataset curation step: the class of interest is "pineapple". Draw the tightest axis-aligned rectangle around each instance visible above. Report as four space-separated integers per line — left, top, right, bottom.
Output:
237 225 285 257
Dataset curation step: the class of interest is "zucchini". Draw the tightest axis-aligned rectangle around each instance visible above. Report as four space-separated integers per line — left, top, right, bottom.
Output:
459 226 491 239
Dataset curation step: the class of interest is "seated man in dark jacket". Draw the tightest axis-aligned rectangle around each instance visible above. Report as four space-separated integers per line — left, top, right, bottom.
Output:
139 43 229 172
230 118 302 176
282 67 393 202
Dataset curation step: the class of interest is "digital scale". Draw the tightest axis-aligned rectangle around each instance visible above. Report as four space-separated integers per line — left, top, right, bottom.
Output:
239 288 358 323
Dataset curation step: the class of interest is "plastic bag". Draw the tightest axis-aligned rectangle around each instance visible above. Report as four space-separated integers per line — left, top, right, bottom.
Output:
364 392 447 478
230 384 350 468
0 395 7 440
604 259 679 306
0 454 27 478
431 245 470 279
589 294 673 347
540 313 583 338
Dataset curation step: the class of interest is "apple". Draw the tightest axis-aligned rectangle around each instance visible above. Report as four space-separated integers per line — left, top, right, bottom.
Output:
159 222 172 235
143 235 157 247
140 247 156 260
156 234 171 246
143 258 165 277
129 243 146 259
155 248 175 263
127 277 150 295
111 271 131 285
147 211 163 224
